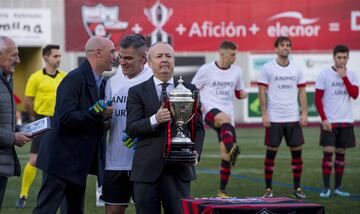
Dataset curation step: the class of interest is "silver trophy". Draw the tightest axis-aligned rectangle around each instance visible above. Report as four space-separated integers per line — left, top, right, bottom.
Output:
165 77 198 165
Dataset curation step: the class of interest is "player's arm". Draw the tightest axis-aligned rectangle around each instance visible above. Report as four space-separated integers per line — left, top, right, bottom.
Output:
298 86 308 127
24 96 36 118
258 84 270 127
315 89 331 132
342 76 359 99
336 66 359 99
235 90 248 99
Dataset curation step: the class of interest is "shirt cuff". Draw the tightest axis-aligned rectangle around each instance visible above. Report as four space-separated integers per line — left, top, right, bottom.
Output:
150 114 158 128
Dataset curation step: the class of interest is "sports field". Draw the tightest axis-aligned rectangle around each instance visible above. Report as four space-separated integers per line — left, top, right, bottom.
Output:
1 127 359 213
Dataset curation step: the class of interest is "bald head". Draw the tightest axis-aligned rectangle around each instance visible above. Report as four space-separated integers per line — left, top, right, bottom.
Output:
84 36 116 74
0 36 16 53
147 42 175 82
0 36 20 74
147 42 174 60
85 36 111 56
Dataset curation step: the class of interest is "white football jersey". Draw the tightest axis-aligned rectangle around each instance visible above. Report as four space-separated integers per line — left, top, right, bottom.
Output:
315 66 359 123
192 61 245 125
105 66 153 170
258 59 306 122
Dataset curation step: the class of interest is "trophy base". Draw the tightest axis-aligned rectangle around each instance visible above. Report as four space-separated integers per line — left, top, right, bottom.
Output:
165 137 196 165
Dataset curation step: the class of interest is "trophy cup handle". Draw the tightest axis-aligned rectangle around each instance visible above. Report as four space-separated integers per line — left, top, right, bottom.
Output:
184 113 195 124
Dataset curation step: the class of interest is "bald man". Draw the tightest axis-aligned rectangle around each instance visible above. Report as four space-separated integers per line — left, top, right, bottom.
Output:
0 36 30 209
126 42 205 214
33 36 115 214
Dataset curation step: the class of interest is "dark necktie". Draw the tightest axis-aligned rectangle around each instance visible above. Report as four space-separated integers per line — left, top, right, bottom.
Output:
160 82 169 104
161 82 169 93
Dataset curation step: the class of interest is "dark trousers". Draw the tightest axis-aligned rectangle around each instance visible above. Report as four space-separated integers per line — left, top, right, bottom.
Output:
133 169 190 214
33 173 85 214
0 176 8 210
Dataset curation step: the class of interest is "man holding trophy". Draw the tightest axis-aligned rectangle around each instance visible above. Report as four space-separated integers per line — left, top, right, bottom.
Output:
126 42 205 214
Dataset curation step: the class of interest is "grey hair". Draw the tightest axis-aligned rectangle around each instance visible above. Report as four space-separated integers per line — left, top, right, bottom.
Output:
120 34 147 55
0 36 8 53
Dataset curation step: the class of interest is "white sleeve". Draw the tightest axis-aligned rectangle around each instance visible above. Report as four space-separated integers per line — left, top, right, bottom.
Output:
235 69 245 91
105 78 112 101
315 70 325 90
191 66 206 89
258 65 269 85
350 71 359 86
297 66 306 85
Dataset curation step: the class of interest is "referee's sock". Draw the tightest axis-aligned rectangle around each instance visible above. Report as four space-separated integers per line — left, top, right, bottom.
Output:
20 162 37 198
322 152 333 189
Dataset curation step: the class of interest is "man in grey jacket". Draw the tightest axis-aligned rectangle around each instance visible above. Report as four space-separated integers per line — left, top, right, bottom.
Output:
0 36 30 209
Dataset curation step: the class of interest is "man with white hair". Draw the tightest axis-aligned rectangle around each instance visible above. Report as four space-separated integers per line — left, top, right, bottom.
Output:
33 36 115 213
126 42 205 214
0 36 30 209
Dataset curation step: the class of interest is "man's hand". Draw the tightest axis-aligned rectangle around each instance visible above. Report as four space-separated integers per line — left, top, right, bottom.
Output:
262 113 271 128
122 132 139 149
299 112 308 127
102 105 114 119
14 132 30 147
155 106 171 124
336 65 347 78
322 119 332 132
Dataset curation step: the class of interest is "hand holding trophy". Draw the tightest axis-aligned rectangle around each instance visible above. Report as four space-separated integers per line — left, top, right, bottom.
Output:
165 77 199 165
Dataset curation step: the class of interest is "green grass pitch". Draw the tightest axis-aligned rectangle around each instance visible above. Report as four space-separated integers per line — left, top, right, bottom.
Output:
1 127 359 213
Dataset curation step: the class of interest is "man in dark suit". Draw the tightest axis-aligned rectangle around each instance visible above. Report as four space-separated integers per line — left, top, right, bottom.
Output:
126 42 205 214
33 36 116 214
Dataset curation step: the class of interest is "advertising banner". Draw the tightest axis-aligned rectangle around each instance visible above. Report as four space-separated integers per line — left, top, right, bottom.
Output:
65 0 360 51
243 88 319 123
0 9 51 46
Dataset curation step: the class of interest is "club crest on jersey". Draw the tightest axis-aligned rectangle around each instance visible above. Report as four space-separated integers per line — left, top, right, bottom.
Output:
81 3 128 39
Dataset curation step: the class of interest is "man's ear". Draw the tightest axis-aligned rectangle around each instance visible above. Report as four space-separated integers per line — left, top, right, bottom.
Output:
142 54 147 65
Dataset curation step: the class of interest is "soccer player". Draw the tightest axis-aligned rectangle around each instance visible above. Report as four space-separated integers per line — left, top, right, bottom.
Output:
16 44 66 208
258 36 308 199
192 41 247 198
315 45 359 198
101 34 152 214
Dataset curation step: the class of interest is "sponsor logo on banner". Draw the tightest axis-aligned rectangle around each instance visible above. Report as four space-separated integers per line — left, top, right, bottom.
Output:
267 11 321 37
144 1 173 45
0 9 51 46
66 0 360 51
81 3 128 40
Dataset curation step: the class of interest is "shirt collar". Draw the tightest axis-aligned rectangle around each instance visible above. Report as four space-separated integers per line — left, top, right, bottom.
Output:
0 67 11 83
42 68 59 78
92 70 104 87
153 76 174 86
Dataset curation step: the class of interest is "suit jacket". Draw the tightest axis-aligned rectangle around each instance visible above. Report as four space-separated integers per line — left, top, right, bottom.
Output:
36 60 106 187
0 68 20 177
126 76 205 183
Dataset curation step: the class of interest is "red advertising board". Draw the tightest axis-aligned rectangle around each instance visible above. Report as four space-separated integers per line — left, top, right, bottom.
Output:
65 0 360 51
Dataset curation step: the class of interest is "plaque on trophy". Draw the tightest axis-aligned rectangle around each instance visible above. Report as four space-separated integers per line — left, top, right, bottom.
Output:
165 76 198 165
20 117 51 137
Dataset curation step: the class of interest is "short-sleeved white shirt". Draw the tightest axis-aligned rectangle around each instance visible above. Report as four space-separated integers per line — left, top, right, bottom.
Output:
105 66 153 170
191 61 245 125
258 59 306 122
315 66 359 123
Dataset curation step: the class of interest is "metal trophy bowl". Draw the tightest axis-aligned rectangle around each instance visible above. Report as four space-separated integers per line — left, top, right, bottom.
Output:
166 77 197 165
